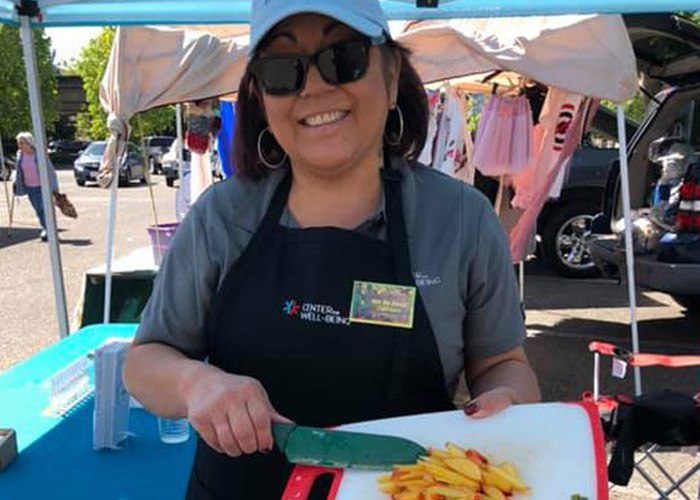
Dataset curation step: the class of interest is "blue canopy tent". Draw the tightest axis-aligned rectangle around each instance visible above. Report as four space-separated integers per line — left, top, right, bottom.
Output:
2 0 691 392
1 0 698 26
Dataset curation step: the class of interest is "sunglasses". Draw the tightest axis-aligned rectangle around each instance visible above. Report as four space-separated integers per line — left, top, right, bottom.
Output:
251 38 383 97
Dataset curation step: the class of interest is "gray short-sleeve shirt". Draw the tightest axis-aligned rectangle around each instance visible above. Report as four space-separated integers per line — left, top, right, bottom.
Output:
136 159 526 398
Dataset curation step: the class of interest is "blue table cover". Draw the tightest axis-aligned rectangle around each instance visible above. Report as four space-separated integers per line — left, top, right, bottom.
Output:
0 324 196 499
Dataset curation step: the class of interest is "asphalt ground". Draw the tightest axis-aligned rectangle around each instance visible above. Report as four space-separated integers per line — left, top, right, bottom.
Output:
0 168 174 368
1 167 700 498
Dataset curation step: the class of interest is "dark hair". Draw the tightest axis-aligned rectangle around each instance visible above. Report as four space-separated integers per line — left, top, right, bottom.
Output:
233 39 428 179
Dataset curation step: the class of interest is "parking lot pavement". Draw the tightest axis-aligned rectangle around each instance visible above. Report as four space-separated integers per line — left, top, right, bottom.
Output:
1 169 699 496
523 261 700 499
524 261 700 403
0 169 175 371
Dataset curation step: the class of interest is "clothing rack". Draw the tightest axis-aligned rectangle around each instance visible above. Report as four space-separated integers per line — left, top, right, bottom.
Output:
451 81 521 97
428 78 532 305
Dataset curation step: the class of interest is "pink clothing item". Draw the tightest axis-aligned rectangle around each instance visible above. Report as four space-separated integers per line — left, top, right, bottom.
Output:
511 88 583 210
471 95 533 177
509 97 593 262
21 153 41 188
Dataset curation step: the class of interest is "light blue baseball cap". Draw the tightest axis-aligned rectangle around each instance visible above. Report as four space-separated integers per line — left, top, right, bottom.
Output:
249 0 390 55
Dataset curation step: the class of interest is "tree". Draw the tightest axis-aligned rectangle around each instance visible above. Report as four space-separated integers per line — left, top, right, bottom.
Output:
73 27 175 142
0 25 58 143
73 28 114 140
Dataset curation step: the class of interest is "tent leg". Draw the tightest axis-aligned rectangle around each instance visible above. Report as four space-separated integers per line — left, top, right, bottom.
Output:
20 16 69 339
519 261 525 303
617 105 642 396
103 172 119 324
176 103 184 182
1 132 11 234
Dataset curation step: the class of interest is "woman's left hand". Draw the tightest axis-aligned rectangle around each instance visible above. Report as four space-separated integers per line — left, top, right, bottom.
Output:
462 386 517 419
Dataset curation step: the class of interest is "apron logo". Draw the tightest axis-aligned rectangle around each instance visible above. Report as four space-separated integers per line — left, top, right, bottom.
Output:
283 300 300 316
283 299 350 326
414 271 442 288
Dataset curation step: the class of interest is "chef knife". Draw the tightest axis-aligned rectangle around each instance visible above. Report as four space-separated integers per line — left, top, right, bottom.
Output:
272 422 427 470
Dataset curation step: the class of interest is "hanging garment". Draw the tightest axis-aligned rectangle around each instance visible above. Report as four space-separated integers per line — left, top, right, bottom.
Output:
471 94 533 177
418 89 441 166
189 151 213 204
509 95 591 262
511 88 584 209
432 86 466 176
186 158 454 500
217 101 236 179
454 117 475 185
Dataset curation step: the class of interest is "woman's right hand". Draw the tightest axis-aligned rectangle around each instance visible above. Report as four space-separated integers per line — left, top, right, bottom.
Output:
184 367 293 457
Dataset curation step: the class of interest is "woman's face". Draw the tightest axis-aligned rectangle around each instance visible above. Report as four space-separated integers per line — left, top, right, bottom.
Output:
17 141 32 154
258 14 399 175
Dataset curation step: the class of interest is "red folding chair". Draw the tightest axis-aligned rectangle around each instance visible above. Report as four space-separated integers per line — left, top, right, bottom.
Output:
584 341 700 500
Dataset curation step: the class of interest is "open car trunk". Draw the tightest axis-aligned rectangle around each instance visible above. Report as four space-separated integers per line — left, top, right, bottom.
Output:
625 14 700 88
608 14 700 221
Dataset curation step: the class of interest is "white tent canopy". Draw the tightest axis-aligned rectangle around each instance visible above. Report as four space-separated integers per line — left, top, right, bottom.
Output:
99 14 638 159
397 15 638 102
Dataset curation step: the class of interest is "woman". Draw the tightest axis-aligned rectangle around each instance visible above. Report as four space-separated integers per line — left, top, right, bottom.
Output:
14 132 75 241
124 1 541 498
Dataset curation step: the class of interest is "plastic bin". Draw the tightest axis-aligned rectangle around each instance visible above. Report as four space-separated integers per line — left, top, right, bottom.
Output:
147 223 180 266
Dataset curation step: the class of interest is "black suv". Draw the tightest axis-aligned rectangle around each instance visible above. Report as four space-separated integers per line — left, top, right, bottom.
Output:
590 14 700 314
48 140 89 167
536 109 637 278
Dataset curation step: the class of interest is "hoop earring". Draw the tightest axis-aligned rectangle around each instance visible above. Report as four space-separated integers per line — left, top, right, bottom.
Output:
257 127 288 170
386 105 404 147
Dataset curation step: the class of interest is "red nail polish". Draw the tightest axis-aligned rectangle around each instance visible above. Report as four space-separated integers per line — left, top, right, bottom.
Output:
463 402 479 416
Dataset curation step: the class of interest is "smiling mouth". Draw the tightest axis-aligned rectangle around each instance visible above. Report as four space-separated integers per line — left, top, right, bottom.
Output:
300 110 350 127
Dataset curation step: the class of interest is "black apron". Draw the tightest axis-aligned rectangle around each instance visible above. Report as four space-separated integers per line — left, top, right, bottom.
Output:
187 161 454 500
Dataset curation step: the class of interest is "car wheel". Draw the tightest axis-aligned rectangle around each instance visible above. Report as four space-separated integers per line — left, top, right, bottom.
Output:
166 177 175 187
119 168 131 187
76 177 86 187
671 295 700 315
542 201 601 279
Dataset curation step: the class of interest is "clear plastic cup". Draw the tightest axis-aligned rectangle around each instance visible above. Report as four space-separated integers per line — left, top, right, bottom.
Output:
157 417 190 444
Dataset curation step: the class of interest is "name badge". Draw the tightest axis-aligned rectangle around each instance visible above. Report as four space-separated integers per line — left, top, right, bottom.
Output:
349 281 416 330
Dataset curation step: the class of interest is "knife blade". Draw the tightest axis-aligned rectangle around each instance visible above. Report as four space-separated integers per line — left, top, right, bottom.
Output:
272 422 427 470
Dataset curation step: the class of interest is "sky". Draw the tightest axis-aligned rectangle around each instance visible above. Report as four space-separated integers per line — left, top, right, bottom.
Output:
46 27 103 67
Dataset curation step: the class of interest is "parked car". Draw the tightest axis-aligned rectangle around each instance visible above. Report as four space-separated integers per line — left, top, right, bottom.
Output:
590 13 700 314
73 141 147 186
143 136 175 174
537 142 621 278
48 140 89 166
162 139 222 187
162 139 191 187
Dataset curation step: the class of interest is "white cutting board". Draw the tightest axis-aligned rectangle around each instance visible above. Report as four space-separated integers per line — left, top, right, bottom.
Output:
284 402 606 500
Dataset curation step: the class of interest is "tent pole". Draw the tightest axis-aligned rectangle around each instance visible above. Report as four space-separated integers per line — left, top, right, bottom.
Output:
616 105 642 396
519 261 525 302
1 131 11 234
19 16 69 338
176 104 184 187
103 166 119 324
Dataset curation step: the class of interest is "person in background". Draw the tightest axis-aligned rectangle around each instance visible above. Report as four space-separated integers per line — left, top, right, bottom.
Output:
14 131 76 241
